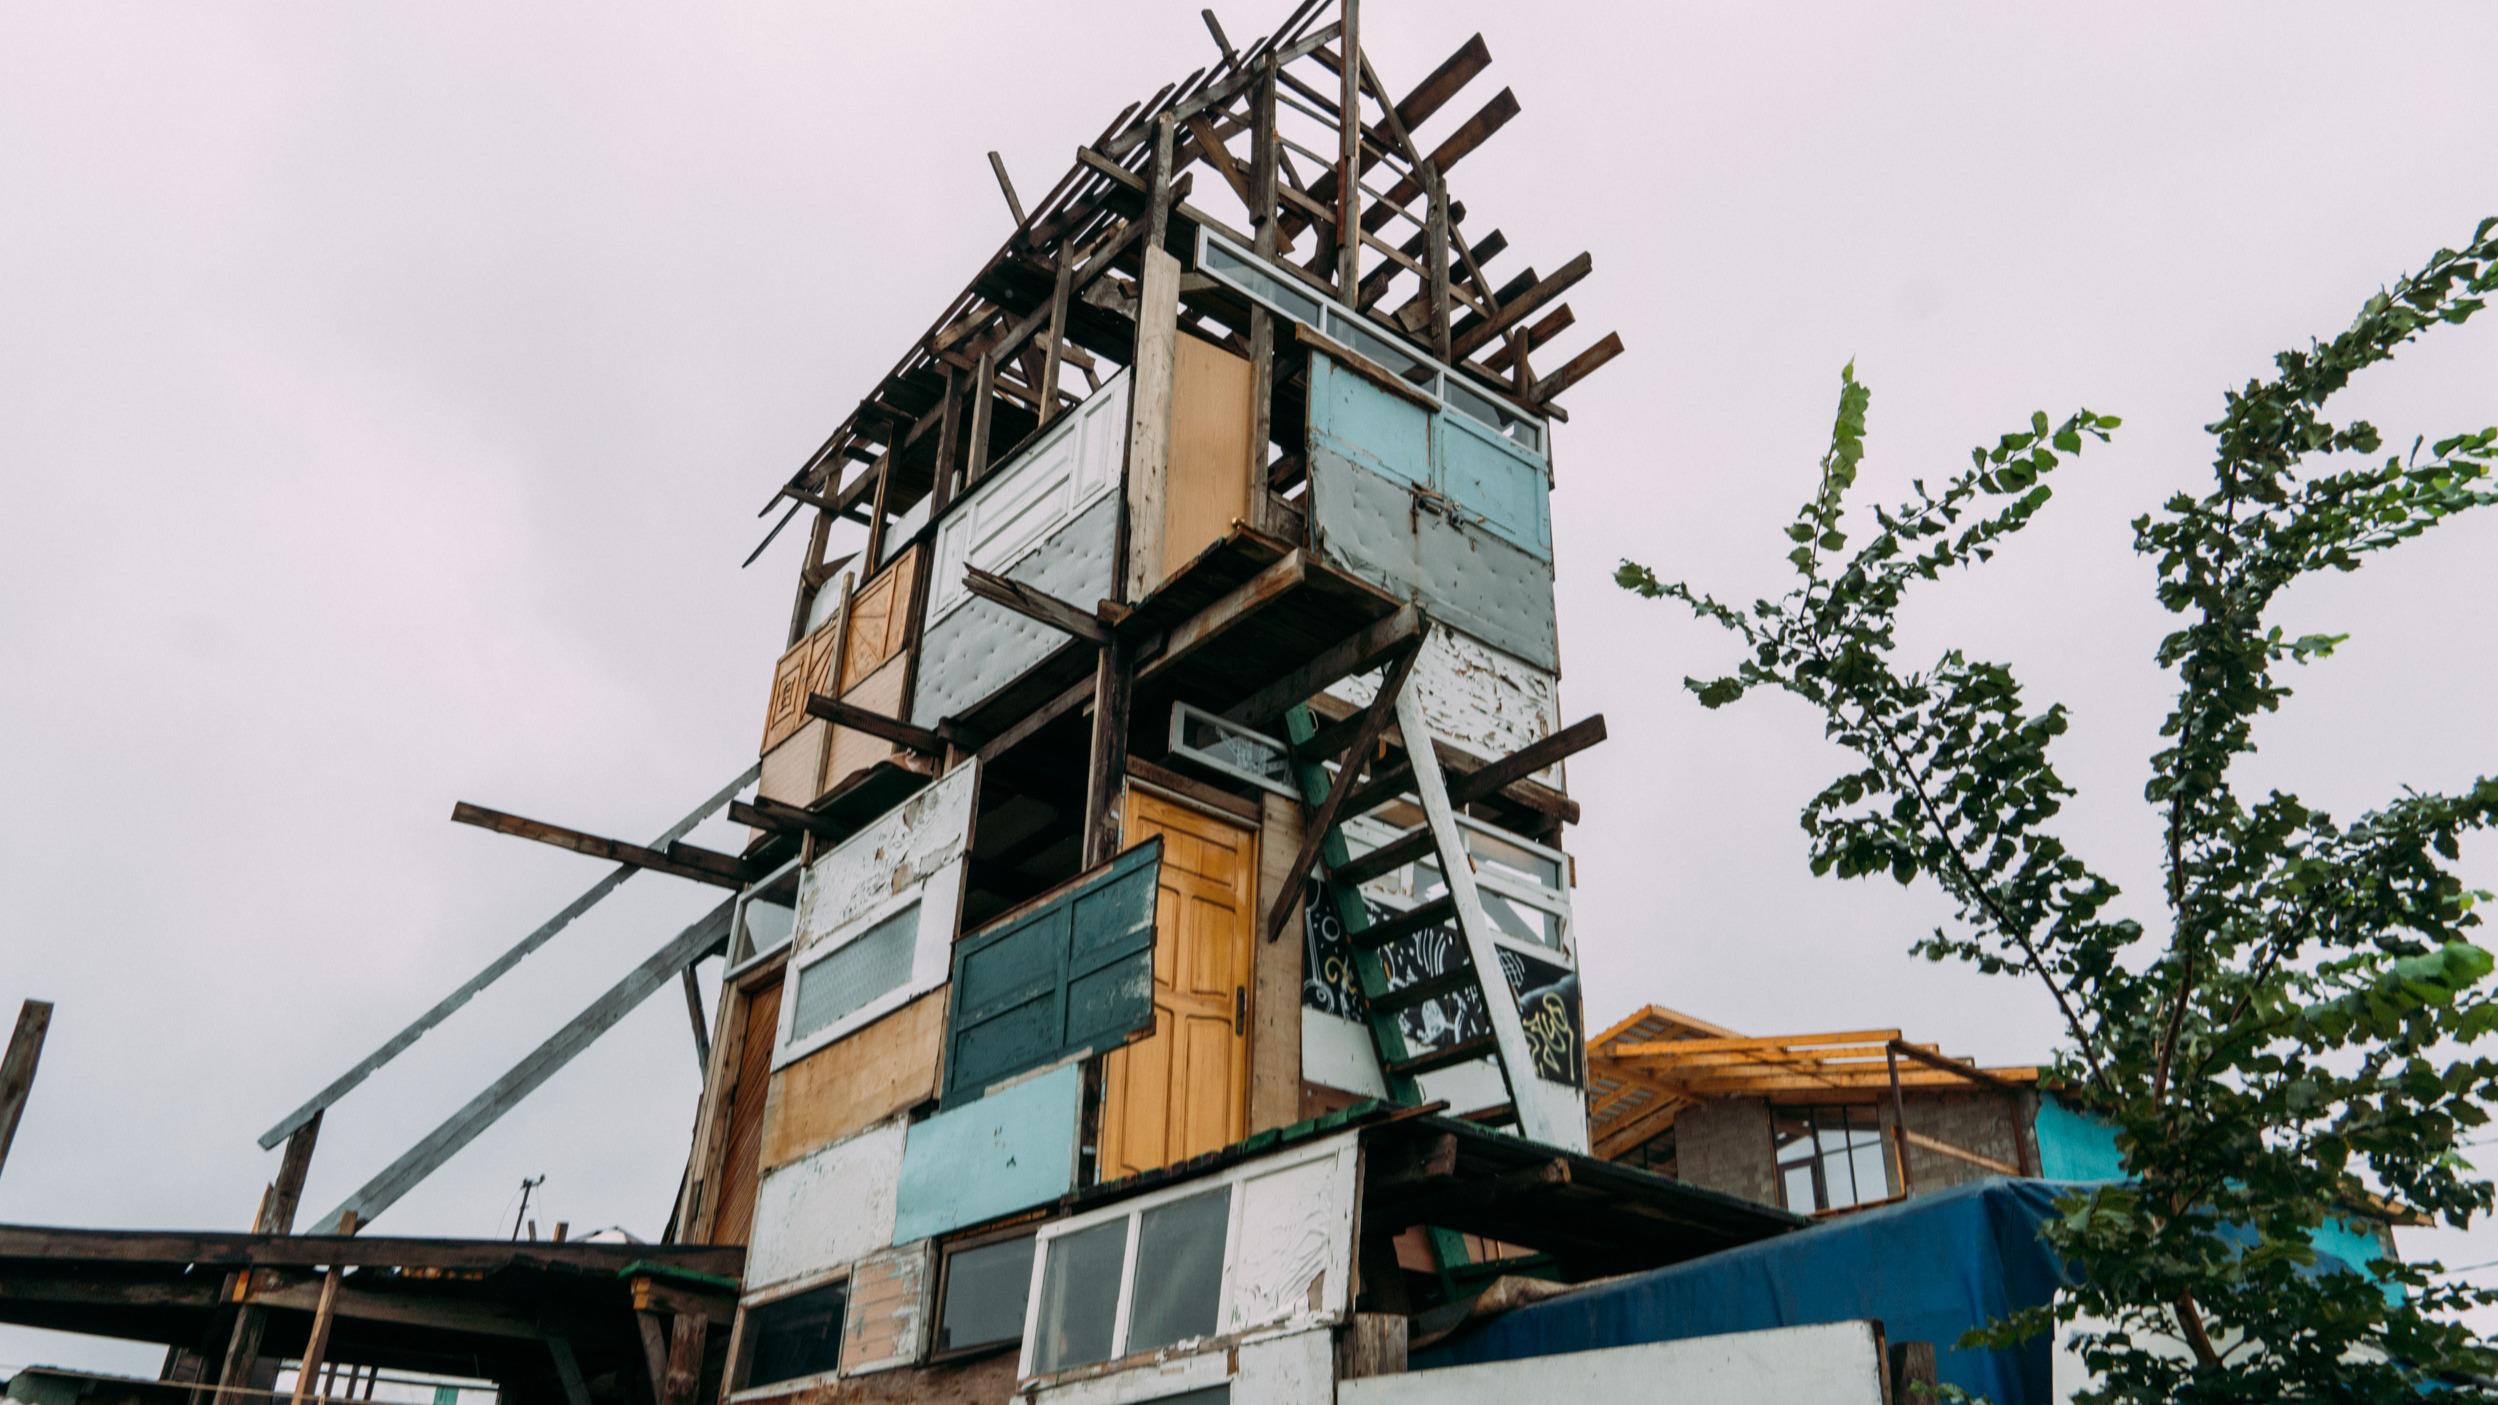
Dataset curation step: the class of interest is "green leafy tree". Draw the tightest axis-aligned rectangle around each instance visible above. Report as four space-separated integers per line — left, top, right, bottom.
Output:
1619 220 2498 1400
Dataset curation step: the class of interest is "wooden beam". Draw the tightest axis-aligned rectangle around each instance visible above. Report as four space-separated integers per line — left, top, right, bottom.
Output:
1342 713 1607 820
0 1224 743 1277
1485 305 1575 374
1887 1038 2034 1094
263 1113 321 1236
1901 1127 2020 1177
0 1000 53 1184
659 1314 707 1405
1139 550 1307 683
679 967 710 1075
971 675 1097 766
1530 331 1626 404
1612 1029 1906 1060
962 566 1110 644
1394 33 1492 132
1081 638 1135 869
1450 252 1592 361
304 899 737 1233
1223 602 1422 727
1263 641 1421 945
450 803 749 891
986 151 1026 227
804 694 946 755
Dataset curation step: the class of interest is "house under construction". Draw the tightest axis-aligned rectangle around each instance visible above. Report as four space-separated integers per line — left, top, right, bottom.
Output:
0 5 2057 1403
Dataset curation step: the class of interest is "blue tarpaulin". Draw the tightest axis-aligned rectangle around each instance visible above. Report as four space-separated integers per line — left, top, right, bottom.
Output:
1417 1179 2081 1405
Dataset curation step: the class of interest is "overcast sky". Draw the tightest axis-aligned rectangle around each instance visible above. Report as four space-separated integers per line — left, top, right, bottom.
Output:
6 0 2496 1375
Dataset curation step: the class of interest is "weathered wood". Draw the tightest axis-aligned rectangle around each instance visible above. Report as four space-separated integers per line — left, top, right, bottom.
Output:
1529 330 1625 403
0 1225 746 1278
1137 550 1306 684
659 1312 707 1405
1222 601 1422 726
1890 1340 1940 1401
1901 1126 2020 1178
970 675 1096 766
262 1113 321 1236
261 761 754 1149
1080 639 1135 869
0 1000 54 1184
1264 641 1420 945
1341 713 1607 820
285 1266 343 1405
305 898 736 1233
1338 1312 1408 1380
1887 1037 2034 1094
1039 243 1074 425
1450 251 1592 360
961 566 1109 644
1120 244 1183 601
1485 304 1575 374
1126 757 1261 824
679 967 711 1075
985 151 1026 227
450 801 749 890
804 694 946 755
548 1337 592 1405
1334 0 1362 297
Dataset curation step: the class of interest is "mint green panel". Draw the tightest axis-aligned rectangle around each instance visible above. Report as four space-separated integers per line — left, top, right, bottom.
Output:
1308 355 1432 487
893 1062 1081 1244
942 837 1163 1106
1438 416 1553 561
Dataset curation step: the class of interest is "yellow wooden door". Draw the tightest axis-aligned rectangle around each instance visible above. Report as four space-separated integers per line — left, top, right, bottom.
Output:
1097 790 1258 1178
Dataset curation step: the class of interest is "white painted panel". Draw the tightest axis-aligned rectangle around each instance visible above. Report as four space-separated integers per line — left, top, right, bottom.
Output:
1029 1351 1228 1405
1328 627 1563 784
1225 1142 1357 1333
775 856 964 1068
1233 1329 1333 1405
793 762 976 942
1339 1321 1890 1404
1304 1011 1388 1098
928 369 1130 625
746 1117 908 1290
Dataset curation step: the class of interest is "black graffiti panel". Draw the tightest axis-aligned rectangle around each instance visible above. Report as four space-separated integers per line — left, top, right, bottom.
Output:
1301 880 1583 1086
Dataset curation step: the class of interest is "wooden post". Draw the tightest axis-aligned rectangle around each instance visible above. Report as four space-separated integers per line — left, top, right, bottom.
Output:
965 350 996 482
931 364 963 516
1334 0 1362 297
678 969 710 1074
1885 1042 1916 1198
1425 171 1454 362
1080 638 1134 870
1245 55 1282 532
0 998 53 1182
1040 244 1074 425
660 1313 708 1405
264 1111 322 1235
287 1266 344 1405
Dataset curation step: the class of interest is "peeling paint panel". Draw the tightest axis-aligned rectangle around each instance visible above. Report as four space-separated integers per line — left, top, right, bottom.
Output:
1327 628 1563 782
1224 1144 1355 1332
891 1063 1082 1244
839 1240 934 1376
927 368 1129 626
911 493 1120 729
794 763 976 943
747 1116 907 1290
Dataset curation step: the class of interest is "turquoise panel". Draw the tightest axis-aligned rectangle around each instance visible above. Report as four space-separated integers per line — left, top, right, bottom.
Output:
1437 416 1554 561
892 1062 1081 1244
942 837 1163 1106
1307 355 1432 487
2032 1094 2124 1181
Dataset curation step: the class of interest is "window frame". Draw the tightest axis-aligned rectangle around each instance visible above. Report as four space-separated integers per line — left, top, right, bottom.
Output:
774 857 965 1069
1773 1103 1893 1214
1339 808 1574 960
728 855 805 976
1166 702 1298 798
928 1223 1041 1364
726 1267 851 1400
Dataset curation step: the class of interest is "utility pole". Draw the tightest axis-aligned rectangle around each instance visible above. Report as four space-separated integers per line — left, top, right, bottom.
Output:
511 1175 545 1241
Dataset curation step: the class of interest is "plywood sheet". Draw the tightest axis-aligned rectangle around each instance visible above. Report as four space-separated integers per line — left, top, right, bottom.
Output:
1160 336 1255 590
844 546 920 686
822 653 909 796
760 722 831 810
763 620 843 754
759 989 945 1173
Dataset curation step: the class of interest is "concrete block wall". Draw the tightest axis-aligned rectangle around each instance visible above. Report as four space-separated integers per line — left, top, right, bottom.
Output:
1674 1098 1778 1207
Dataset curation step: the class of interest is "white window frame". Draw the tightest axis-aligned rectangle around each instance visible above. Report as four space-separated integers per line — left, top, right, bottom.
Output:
1338 804 1574 963
1196 229 1547 459
728 854 805 976
925 367 1130 628
726 1265 852 1402
775 857 965 1068
1015 1134 1358 1384
1167 702 1298 798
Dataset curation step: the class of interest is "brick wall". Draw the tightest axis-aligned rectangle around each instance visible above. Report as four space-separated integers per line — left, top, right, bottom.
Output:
1675 1098 1779 1207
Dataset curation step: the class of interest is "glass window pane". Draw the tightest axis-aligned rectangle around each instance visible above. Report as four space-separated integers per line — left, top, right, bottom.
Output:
937 1234 1037 1354
1033 1219 1127 1374
1851 1139 1892 1204
789 903 919 1042
1463 827 1564 890
1781 1161 1818 1212
745 1282 846 1387
1127 1187 1231 1354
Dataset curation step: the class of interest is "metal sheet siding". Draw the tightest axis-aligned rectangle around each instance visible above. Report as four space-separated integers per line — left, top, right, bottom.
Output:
1308 445 1560 670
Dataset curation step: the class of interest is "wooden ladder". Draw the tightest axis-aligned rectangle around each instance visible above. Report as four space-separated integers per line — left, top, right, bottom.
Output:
1278 634 1581 1151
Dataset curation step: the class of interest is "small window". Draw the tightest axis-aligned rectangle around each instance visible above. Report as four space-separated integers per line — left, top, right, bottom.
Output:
1169 703 1295 796
731 859 802 971
739 1281 846 1389
1126 1187 1230 1354
789 902 919 1043
1032 1218 1128 1374
1774 1105 1891 1213
935 1232 1037 1358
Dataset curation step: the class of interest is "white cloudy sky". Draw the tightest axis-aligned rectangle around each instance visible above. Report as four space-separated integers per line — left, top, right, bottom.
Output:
5 0 2496 1374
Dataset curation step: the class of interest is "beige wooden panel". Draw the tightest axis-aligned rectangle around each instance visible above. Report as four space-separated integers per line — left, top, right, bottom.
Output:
1250 791 1306 1134
759 989 945 1172
708 976 783 1246
761 619 842 753
759 722 830 810
820 652 908 797
1099 789 1258 1178
1160 335 1256 589
843 545 920 685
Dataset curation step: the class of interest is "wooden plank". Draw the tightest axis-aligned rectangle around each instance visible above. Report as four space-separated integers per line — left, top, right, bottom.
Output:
1450 252 1593 360
679 967 710 1075
1126 757 1261 824
972 675 1096 765
259 765 756 1148
1342 714 1607 820
985 151 1026 227
759 990 944 1171
962 565 1109 644
1081 639 1135 868
1138 550 1306 684
1249 792 1306 1134
1222 601 1421 727
1486 305 1575 374
1887 1037 2034 1093
1263 642 1420 945
804 693 946 755
1394 33 1492 132
450 802 749 890
1160 337 1256 588
1530 330 1626 404
304 899 737 1233
263 1114 321 1235
660 1313 707 1405
0 1000 53 1183
285 1265 344 1405
1120 244 1184 601
1900 1127 2020 1177
1612 1030 1906 1059
0 1224 744 1277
